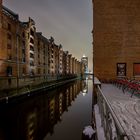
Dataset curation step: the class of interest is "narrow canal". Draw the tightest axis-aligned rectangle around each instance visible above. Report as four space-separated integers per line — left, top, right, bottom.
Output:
0 79 93 140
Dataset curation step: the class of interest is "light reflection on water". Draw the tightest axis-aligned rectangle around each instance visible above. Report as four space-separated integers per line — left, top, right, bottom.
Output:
0 80 93 140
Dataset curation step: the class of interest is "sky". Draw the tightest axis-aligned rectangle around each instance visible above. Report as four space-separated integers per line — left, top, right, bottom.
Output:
3 0 93 71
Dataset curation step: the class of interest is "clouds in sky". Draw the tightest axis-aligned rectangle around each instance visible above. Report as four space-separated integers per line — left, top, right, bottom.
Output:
3 0 93 71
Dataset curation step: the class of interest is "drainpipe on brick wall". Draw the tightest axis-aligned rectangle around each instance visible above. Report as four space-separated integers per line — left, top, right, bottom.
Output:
16 27 20 93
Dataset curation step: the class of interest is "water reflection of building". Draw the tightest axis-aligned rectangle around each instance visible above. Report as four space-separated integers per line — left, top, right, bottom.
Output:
82 80 88 96
26 111 37 140
58 93 63 117
66 89 70 107
81 55 88 74
0 80 86 140
69 86 73 103
49 97 55 126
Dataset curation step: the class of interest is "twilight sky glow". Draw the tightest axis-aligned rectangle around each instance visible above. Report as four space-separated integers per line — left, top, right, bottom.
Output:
3 0 93 71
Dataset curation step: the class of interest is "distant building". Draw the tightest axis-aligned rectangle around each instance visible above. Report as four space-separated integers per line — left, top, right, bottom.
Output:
58 44 63 75
48 37 57 76
93 0 140 81
23 17 36 76
81 55 88 73
68 54 72 75
62 51 68 75
36 32 49 78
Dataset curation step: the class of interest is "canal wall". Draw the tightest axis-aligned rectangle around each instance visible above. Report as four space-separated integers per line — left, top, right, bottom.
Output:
0 74 82 91
0 76 81 103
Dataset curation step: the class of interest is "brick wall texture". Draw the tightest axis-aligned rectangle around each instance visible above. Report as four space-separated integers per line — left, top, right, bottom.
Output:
93 0 140 80
0 0 2 48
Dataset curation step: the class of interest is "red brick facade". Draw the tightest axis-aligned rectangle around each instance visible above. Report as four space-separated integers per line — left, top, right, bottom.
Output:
93 0 140 81
0 0 2 50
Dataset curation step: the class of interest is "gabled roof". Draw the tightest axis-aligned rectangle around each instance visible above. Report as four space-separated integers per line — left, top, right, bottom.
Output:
36 32 49 43
2 5 19 20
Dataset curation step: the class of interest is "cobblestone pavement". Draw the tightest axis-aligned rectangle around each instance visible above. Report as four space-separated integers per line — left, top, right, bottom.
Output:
101 84 140 140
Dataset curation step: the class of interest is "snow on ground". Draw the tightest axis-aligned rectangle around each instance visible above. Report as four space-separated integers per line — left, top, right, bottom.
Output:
101 84 140 140
94 104 106 140
83 126 95 139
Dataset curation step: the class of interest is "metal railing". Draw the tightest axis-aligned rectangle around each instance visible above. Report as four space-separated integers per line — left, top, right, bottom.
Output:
95 85 135 140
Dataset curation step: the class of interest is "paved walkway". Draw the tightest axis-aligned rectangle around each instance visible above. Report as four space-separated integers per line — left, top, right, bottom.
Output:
101 84 140 140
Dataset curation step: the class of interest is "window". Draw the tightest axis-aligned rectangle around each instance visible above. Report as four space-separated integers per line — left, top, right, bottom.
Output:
8 78 12 85
7 33 12 40
22 58 26 63
38 41 40 46
30 53 34 58
30 60 34 66
30 46 34 51
8 23 11 31
7 66 12 76
8 55 12 60
38 69 41 74
38 48 40 53
22 41 25 49
22 68 26 75
133 63 140 76
7 44 12 49
30 29 34 36
30 69 34 76
22 32 25 38
30 38 34 44
117 63 126 76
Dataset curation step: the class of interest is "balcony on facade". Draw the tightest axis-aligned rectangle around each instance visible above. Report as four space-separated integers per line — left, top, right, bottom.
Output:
30 45 34 52
30 60 34 66
30 53 34 59
30 29 34 37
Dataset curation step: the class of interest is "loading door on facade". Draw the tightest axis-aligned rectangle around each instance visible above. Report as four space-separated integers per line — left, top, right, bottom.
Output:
117 63 126 76
133 63 140 76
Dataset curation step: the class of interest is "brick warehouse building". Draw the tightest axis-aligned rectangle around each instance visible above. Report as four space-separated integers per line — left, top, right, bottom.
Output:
0 1 85 91
0 0 2 49
93 0 140 81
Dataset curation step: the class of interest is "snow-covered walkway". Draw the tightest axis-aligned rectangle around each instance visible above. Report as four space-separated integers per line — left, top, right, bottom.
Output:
101 84 140 140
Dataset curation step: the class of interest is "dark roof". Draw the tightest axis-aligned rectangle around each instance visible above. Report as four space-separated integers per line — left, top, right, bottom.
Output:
2 5 19 20
36 32 49 43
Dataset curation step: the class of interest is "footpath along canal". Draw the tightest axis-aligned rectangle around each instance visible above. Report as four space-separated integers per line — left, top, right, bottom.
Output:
0 79 93 140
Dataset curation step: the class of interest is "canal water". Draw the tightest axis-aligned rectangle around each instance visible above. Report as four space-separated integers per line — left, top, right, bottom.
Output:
0 79 93 140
